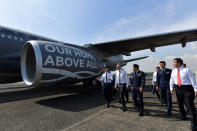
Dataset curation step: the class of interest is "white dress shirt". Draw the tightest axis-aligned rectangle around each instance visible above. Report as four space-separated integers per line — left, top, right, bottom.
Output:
152 72 157 85
115 69 129 88
99 72 113 83
170 66 197 92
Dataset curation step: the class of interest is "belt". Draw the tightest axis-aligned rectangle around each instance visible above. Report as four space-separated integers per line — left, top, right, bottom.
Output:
174 85 192 88
104 83 112 84
118 83 126 85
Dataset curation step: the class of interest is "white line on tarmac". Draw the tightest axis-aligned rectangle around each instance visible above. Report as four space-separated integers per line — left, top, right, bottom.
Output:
62 108 109 131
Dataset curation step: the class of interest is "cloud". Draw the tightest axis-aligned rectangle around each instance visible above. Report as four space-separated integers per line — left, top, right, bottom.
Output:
92 0 197 44
92 0 197 73
190 42 197 50
0 0 60 40
124 53 197 73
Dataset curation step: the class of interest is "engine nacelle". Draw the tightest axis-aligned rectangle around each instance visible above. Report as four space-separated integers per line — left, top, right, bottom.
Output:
21 41 105 87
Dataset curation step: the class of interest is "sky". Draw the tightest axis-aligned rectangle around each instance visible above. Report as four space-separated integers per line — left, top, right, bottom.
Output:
1 0 197 73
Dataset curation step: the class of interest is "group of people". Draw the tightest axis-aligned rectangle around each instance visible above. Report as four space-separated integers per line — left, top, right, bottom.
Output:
98 58 197 130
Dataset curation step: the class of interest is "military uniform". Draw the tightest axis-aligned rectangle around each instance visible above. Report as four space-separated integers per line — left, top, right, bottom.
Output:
131 70 145 115
156 68 172 115
99 72 113 108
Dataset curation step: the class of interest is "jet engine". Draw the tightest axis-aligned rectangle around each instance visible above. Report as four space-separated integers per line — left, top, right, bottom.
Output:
21 41 105 87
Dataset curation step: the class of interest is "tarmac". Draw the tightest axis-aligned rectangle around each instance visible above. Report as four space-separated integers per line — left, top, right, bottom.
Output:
0 82 195 131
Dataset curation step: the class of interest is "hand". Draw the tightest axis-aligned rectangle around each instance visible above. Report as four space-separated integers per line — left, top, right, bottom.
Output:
140 88 143 92
170 90 174 94
156 87 159 91
114 86 117 89
195 92 197 97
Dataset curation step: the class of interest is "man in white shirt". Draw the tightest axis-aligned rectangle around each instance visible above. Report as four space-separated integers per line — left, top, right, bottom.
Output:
182 63 190 113
152 67 160 100
98 66 113 108
115 64 129 112
170 58 197 130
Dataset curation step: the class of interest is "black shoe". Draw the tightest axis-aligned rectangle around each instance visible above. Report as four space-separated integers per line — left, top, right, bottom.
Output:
134 104 138 108
134 102 138 108
180 115 186 121
191 122 197 131
121 107 126 112
167 112 172 117
106 104 110 108
123 108 126 112
139 112 144 116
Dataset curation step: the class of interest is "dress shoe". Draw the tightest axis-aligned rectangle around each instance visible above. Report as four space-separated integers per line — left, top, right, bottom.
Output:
121 107 126 112
180 115 186 121
139 112 144 116
191 122 197 131
106 104 110 108
167 112 172 117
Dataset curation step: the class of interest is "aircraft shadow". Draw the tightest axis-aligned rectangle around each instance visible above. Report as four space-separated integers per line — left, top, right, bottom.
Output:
0 84 103 106
36 89 105 112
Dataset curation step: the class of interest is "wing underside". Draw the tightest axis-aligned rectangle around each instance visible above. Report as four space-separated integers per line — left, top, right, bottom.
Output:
89 29 197 57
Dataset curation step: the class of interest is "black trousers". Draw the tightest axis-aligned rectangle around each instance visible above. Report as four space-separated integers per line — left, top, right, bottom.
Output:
160 86 172 112
102 83 112 105
125 89 129 101
118 84 127 108
153 82 160 99
175 85 196 124
132 88 144 113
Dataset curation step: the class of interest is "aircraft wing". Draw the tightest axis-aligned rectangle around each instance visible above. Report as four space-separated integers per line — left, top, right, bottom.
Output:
120 56 149 63
91 29 197 57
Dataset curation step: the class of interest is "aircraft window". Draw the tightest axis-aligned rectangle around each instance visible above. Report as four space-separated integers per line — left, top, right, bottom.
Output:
1 34 5 38
8 35 12 39
14 36 18 40
20 38 24 41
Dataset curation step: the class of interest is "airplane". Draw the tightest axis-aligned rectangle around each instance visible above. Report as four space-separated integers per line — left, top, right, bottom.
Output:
0 25 197 87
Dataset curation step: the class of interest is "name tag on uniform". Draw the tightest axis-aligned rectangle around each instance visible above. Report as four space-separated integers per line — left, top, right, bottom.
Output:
138 74 141 76
166 72 170 74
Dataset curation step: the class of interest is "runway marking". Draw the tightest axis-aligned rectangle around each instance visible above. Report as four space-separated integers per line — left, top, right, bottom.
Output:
62 108 109 131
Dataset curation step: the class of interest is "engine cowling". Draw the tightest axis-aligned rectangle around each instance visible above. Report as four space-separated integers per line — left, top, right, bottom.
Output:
21 41 105 87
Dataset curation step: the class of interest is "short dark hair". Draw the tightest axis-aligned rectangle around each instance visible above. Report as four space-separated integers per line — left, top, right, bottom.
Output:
183 63 186 67
174 58 183 65
160 61 166 64
104 66 109 69
156 67 160 69
133 64 139 69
